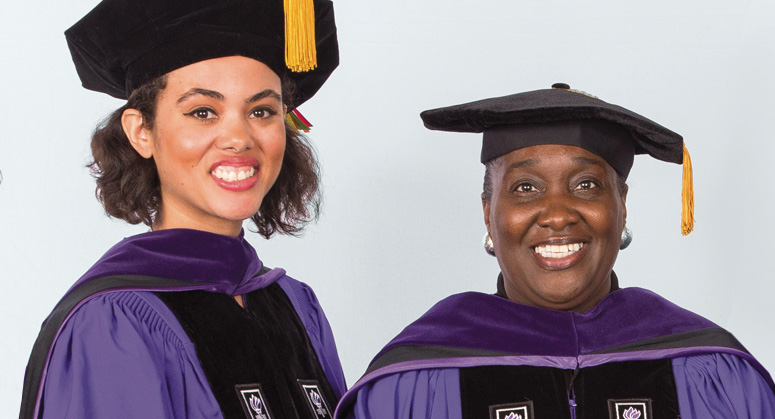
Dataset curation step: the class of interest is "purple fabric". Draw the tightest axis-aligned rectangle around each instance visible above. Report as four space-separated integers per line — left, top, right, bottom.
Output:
580 347 772 371
68 228 284 296
673 354 775 418
351 369 462 419
372 288 718 360
36 228 346 418
345 355 775 419
358 356 577 383
334 288 775 418
42 291 221 418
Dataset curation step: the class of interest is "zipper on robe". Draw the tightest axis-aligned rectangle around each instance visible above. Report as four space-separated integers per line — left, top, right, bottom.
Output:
567 363 580 419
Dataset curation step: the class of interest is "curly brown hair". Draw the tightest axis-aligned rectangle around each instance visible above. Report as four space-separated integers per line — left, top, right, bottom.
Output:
89 75 321 239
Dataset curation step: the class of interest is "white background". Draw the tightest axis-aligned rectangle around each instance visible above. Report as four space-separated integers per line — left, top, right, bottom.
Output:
1 0 774 415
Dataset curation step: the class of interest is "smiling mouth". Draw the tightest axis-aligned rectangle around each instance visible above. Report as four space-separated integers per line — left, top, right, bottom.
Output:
533 243 585 259
211 166 256 182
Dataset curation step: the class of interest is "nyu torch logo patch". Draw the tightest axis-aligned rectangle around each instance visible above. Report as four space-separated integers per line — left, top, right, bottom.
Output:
608 399 652 419
298 380 332 418
235 384 273 419
488 401 534 419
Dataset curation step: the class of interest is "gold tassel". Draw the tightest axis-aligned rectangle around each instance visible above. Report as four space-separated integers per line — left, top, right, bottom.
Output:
681 143 694 235
284 0 317 72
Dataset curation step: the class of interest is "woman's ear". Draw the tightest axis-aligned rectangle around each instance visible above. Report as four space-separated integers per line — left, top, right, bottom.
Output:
482 193 491 232
620 185 628 230
122 108 154 159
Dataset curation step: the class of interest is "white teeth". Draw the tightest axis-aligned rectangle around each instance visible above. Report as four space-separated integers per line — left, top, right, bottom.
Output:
533 242 584 259
212 166 256 182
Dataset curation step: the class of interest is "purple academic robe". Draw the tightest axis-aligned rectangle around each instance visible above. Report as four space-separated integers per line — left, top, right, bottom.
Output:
20 229 346 419
335 287 775 419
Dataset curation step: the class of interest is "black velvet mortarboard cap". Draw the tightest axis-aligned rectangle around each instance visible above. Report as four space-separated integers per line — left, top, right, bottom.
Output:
420 84 684 179
65 0 338 106
420 84 694 235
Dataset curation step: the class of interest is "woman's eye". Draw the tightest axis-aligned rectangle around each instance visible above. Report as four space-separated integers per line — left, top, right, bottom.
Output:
575 180 598 190
184 108 216 120
515 183 537 193
250 107 278 119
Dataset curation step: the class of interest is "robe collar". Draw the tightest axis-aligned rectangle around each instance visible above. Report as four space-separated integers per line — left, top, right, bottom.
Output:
70 228 285 296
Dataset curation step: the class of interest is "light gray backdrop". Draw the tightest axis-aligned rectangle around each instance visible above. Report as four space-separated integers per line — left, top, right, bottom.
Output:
2 0 774 416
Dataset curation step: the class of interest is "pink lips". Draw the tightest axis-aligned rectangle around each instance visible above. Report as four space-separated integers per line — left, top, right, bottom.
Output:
210 157 259 192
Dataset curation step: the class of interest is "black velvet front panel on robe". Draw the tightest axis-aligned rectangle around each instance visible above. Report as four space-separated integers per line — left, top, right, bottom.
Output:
460 359 679 419
155 283 337 419
460 365 572 419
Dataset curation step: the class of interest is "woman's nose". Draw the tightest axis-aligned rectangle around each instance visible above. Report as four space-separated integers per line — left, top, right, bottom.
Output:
216 116 254 153
536 196 581 230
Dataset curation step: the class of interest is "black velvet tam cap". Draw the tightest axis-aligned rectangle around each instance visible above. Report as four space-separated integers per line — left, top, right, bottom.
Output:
420 84 684 179
65 0 338 106
421 84 695 235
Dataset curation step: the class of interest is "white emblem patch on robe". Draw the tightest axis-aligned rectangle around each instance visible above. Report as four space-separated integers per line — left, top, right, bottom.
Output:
298 380 333 418
488 401 534 419
608 398 652 419
236 383 273 419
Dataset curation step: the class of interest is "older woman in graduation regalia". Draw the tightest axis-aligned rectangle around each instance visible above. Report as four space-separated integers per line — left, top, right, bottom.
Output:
335 85 775 419
19 1 344 418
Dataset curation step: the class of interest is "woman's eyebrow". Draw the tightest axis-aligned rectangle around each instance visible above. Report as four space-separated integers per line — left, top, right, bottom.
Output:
177 88 224 104
246 89 282 104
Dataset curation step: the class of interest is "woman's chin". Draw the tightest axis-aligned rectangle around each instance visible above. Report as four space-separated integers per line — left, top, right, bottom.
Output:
211 201 263 223
536 284 608 312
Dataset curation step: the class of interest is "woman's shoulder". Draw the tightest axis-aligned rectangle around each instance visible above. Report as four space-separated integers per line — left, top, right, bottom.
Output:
599 286 720 327
273 273 348 397
673 353 775 415
275 273 324 310
62 289 193 349
40 289 220 418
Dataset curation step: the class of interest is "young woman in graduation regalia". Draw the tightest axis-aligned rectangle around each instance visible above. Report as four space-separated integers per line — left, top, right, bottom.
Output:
19 1 344 418
334 85 775 419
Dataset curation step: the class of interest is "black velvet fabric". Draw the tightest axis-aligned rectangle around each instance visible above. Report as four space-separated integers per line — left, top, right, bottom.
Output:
575 360 680 418
459 359 680 419
482 119 636 177
65 0 339 105
419 85 683 171
460 366 571 419
154 283 336 419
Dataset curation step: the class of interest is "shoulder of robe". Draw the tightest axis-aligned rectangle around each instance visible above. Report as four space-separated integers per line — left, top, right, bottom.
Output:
63 290 192 350
275 274 328 338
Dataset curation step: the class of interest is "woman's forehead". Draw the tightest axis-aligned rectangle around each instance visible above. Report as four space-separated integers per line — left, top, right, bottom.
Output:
167 57 281 86
498 144 613 171
161 56 282 102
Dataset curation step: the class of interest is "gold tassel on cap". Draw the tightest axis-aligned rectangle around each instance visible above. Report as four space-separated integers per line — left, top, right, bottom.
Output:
284 0 317 72
681 143 694 235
